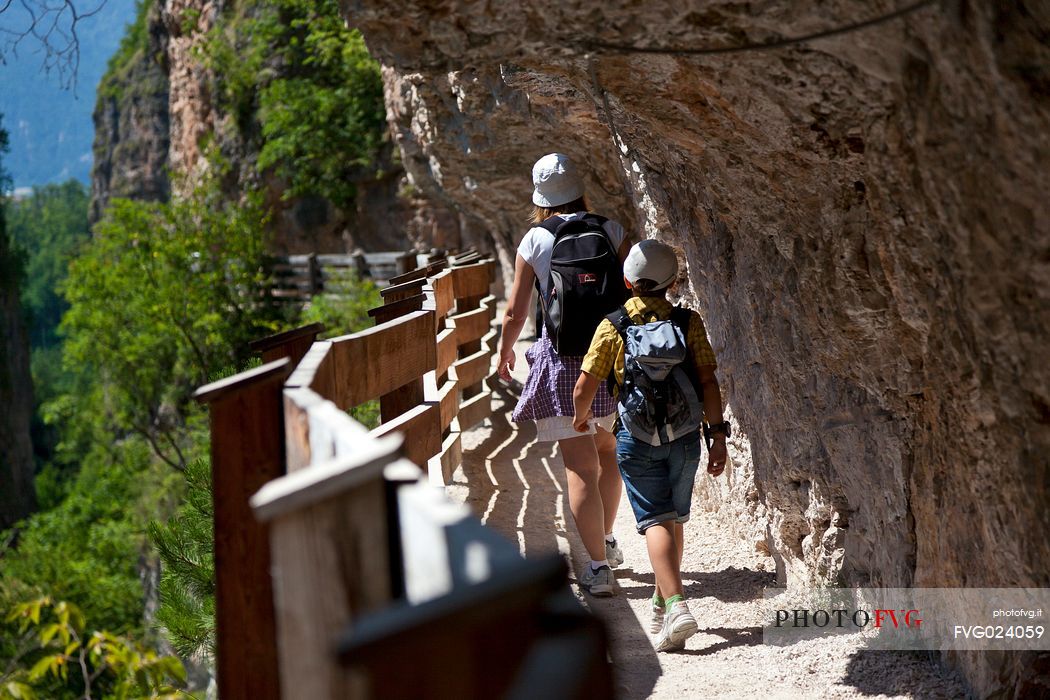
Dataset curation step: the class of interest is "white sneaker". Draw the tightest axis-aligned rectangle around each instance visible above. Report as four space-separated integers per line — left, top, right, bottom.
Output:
579 564 616 597
655 600 699 652
605 538 624 568
649 597 665 634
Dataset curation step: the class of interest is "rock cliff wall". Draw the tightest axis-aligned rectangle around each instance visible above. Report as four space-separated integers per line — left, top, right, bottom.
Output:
0 203 37 529
91 0 463 255
90 0 171 223
347 1 1050 695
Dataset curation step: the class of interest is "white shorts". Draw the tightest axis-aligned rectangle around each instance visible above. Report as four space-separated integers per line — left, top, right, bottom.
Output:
534 413 616 443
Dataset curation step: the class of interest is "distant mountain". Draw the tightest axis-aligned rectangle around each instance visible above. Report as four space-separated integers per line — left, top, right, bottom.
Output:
0 0 138 188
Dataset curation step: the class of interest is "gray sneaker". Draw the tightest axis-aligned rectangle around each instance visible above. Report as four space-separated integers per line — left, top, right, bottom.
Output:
649 597 665 634
655 600 699 652
579 564 616 597
605 538 624 568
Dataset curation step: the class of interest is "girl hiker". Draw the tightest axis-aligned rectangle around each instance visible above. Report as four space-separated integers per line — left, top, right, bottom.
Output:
497 152 632 596
572 239 729 651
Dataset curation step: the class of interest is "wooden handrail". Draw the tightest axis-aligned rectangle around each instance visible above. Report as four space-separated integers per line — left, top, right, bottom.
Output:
249 322 325 366
195 247 609 699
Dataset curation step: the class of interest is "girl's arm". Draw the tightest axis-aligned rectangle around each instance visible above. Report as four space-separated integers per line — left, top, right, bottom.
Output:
497 254 536 381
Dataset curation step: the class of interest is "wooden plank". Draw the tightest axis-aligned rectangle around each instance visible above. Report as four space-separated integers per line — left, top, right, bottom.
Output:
458 389 493 432
249 323 326 366
451 261 491 299
317 254 357 266
370 403 441 468
338 554 571 699
368 294 425 324
451 349 492 389
283 389 314 473
263 474 392 700
324 310 435 409
387 259 447 287
449 304 492 346
252 433 402 521
396 251 419 276
382 458 423 600
424 269 455 325
194 358 291 404
380 379 425 423
193 359 290 700
428 430 462 486
380 277 426 303
285 341 332 391
435 327 458 380
424 370 458 431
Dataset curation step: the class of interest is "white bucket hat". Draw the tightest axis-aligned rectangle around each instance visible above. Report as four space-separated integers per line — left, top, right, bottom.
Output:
623 239 678 290
532 153 584 207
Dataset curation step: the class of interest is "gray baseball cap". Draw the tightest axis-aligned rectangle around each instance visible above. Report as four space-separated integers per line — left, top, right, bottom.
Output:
623 239 678 290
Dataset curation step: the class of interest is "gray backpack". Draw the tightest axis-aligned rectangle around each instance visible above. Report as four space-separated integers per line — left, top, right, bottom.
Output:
607 306 703 446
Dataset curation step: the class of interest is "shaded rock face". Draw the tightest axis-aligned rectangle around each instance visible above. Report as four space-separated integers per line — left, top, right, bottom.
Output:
0 213 36 528
90 0 171 223
348 0 1049 694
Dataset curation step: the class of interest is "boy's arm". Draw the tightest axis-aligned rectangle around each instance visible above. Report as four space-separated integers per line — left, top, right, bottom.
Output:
698 365 727 476
572 372 602 432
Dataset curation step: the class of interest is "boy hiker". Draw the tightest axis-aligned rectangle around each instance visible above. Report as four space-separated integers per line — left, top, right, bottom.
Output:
571 239 729 652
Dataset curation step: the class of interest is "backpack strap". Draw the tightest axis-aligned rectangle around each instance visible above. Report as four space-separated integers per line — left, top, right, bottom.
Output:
537 215 564 235
537 212 610 237
670 306 703 403
603 306 632 394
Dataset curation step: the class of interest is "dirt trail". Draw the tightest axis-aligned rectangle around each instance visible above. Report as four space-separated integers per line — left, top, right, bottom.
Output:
446 339 970 699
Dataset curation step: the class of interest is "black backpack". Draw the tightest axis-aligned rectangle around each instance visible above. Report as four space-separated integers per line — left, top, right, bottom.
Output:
537 214 628 355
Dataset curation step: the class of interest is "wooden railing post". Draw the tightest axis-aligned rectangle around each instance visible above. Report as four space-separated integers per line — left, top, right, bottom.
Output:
250 436 405 699
307 253 321 295
193 359 291 700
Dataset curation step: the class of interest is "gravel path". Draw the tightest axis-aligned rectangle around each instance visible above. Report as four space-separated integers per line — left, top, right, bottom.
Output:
447 337 970 699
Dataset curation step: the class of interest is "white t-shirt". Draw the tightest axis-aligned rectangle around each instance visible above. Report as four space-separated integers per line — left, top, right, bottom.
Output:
517 212 628 297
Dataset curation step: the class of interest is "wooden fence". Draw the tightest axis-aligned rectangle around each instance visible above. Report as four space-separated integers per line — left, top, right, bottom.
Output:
268 249 457 301
193 250 609 699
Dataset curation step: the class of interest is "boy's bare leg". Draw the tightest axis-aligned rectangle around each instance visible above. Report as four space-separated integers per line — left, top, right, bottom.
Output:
646 521 683 599
558 434 607 562
593 427 622 537
655 522 686 599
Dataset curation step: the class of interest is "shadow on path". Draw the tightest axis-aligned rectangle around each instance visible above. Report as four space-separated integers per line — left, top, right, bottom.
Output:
455 382 662 699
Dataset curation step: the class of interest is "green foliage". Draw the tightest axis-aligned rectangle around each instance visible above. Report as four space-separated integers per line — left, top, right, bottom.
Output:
98 0 154 99
0 439 161 634
148 458 215 660
300 270 383 428
203 0 387 208
300 272 383 339
1 597 187 699
7 181 90 349
56 167 279 471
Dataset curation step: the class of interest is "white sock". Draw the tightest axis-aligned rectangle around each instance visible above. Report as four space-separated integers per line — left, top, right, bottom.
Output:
590 559 609 571
605 532 616 544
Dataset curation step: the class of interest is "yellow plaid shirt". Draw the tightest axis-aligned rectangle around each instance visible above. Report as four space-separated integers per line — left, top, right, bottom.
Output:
581 296 717 387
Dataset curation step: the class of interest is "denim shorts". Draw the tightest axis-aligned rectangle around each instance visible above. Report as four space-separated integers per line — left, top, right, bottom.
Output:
615 426 702 533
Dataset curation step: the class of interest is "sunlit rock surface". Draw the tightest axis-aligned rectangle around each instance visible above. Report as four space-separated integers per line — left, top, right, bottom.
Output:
348 1 1050 694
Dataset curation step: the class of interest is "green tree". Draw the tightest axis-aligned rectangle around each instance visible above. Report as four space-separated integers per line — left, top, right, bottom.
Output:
7 181 91 349
6 181 91 472
204 0 387 209
54 169 280 472
147 458 215 660
1 597 186 699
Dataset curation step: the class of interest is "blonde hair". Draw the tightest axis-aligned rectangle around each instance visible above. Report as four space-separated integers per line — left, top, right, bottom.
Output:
529 196 589 225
